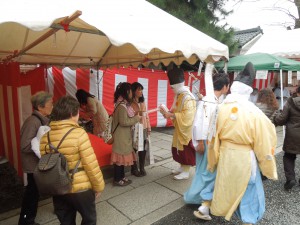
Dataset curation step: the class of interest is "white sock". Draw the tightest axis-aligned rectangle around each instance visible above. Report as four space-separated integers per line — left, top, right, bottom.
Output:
198 205 209 215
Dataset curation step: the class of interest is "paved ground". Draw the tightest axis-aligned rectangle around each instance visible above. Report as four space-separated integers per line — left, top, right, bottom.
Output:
0 126 298 225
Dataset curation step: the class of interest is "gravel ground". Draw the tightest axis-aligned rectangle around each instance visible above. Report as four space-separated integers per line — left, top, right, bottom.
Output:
153 151 300 225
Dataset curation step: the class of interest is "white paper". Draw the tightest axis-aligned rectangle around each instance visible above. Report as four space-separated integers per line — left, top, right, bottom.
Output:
147 108 159 114
288 71 292 84
297 71 300 80
255 70 268 79
133 123 144 151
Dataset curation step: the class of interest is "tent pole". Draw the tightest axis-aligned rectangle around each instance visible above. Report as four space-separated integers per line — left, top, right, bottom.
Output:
280 69 285 137
4 10 82 62
280 69 284 110
96 67 100 101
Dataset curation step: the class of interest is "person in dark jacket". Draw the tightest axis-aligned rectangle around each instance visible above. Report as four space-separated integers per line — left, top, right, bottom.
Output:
274 86 300 190
18 91 53 225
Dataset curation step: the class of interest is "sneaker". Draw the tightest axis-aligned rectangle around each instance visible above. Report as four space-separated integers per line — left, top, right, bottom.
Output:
193 210 212 221
173 172 189 180
171 167 183 175
284 180 296 190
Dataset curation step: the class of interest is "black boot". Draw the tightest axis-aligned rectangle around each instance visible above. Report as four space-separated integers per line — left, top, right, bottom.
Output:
139 151 147 176
131 161 142 177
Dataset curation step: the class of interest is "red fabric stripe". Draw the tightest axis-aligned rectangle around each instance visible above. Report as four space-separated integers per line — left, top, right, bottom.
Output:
102 68 116 115
121 68 136 84
259 79 263 90
76 68 90 93
12 87 22 176
52 67 66 102
253 79 257 89
20 66 46 95
148 74 159 127
270 72 274 86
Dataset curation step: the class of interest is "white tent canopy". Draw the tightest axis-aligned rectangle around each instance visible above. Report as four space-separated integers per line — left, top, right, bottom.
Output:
246 28 300 59
0 0 229 68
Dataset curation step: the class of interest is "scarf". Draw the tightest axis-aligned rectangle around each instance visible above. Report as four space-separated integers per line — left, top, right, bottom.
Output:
170 82 195 111
116 96 135 117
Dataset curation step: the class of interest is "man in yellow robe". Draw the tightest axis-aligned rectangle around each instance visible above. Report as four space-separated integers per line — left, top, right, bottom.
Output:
207 62 278 225
162 67 196 180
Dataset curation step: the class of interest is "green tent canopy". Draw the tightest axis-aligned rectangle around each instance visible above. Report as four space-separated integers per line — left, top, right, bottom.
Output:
215 53 300 71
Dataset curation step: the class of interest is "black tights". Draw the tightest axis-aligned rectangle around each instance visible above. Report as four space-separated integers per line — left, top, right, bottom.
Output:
114 164 125 182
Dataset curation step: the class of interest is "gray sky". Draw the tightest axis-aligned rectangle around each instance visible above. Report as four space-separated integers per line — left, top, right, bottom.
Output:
223 0 298 33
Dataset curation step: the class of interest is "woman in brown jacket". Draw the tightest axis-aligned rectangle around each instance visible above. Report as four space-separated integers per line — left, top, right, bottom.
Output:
274 86 300 190
19 91 53 225
40 96 105 225
111 82 141 186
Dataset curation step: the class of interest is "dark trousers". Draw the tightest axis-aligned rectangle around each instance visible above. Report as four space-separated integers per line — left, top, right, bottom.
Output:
114 164 125 182
283 152 297 181
53 189 96 225
18 173 40 225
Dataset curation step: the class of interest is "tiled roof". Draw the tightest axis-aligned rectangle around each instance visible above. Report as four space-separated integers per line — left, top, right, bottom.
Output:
234 26 263 47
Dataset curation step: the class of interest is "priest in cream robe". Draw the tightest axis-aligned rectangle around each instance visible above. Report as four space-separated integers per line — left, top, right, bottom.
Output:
162 67 196 180
207 62 278 225
184 72 230 221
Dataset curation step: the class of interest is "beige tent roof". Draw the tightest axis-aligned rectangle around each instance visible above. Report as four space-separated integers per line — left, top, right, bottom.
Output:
0 0 229 68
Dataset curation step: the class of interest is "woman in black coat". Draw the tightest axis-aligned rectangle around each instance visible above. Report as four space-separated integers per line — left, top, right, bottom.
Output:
274 86 300 190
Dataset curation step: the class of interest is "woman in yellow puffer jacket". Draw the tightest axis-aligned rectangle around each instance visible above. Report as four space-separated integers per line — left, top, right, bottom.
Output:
40 96 105 225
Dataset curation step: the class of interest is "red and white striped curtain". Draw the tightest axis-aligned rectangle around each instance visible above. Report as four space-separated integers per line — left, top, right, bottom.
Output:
0 63 276 176
253 72 275 89
232 71 275 90
46 67 205 127
0 63 205 176
0 63 46 176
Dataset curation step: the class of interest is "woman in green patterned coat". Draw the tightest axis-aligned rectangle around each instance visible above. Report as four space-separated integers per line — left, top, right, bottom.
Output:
111 82 141 186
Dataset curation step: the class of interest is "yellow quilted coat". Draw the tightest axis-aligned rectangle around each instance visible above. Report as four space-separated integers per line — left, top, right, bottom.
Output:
40 120 105 193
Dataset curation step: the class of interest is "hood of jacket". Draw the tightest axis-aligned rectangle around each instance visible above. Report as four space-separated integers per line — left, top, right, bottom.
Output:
292 97 300 110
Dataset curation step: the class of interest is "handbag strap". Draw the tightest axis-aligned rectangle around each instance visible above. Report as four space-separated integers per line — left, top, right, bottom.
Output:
47 128 76 153
112 123 119 134
47 128 81 179
110 101 124 134
70 160 81 179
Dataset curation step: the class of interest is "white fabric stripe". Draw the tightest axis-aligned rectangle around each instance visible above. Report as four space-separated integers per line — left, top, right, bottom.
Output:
19 86 32 128
255 80 260 89
95 70 104 103
234 71 239 80
157 80 168 127
204 64 214 101
138 78 149 110
7 87 18 170
191 79 200 99
262 79 266 89
115 74 127 90
0 85 8 158
89 69 98 101
47 67 54 95
63 67 76 98
267 72 274 88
